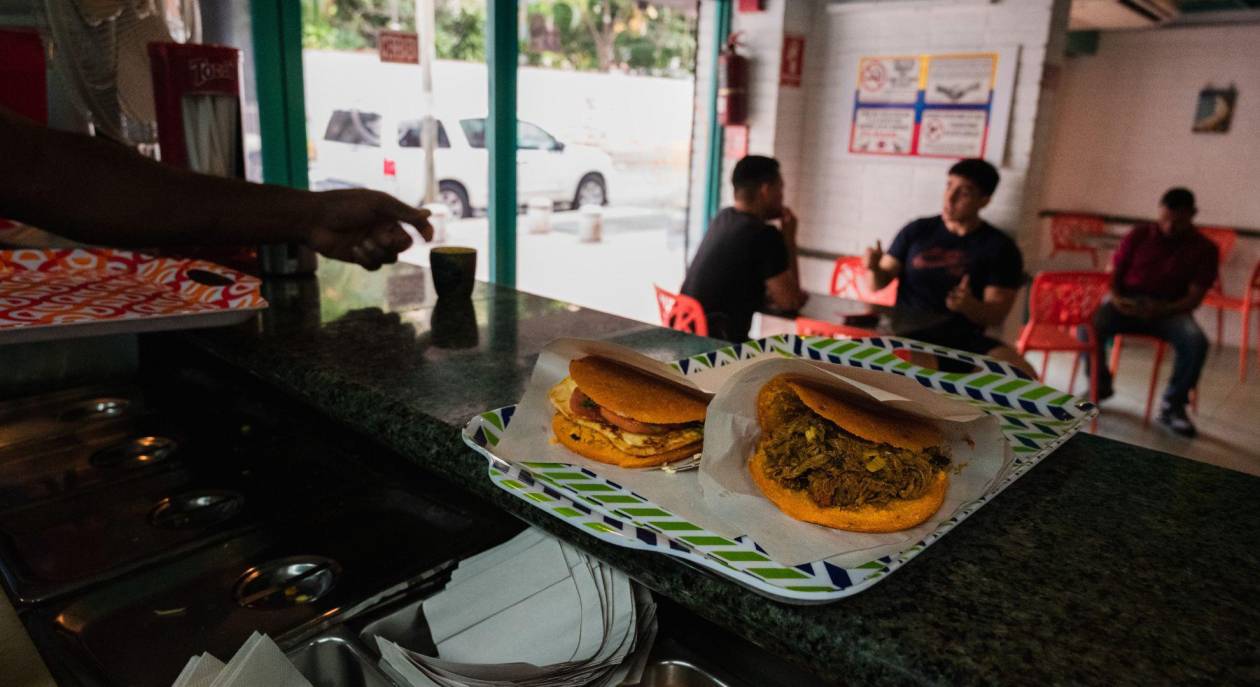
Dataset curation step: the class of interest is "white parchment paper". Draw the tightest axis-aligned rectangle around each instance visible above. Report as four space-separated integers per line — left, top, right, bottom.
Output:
495 339 1011 569
696 358 1009 566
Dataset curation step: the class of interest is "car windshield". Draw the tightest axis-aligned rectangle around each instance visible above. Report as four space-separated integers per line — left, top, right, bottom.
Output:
459 118 486 149
458 119 559 150
324 110 381 146
398 119 451 148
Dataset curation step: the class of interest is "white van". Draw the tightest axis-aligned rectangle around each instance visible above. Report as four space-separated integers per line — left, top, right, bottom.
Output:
310 109 614 218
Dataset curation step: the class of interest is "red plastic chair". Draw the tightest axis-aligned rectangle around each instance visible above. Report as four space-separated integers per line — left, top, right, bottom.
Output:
1016 272 1111 409
829 256 897 306
1048 214 1106 268
1201 256 1260 381
654 285 708 337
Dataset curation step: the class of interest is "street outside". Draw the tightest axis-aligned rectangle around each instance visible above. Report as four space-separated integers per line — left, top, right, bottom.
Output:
400 205 687 325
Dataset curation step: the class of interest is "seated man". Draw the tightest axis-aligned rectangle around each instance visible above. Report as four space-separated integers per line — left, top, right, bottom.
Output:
1086 188 1216 438
865 158 1034 376
681 155 807 342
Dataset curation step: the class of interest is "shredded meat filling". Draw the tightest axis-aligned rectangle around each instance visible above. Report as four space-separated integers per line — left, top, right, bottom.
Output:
759 388 949 509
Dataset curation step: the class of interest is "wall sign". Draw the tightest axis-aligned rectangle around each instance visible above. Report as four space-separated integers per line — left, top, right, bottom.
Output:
379 30 419 64
849 52 998 159
780 34 805 88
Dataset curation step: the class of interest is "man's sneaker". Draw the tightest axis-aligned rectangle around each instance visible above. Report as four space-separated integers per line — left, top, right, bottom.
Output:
1157 405 1197 438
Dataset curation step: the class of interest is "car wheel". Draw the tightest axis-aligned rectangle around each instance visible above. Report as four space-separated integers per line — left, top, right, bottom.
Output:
573 173 607 208
439 181 472 219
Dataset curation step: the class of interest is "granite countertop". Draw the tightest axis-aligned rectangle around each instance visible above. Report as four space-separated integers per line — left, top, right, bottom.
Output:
172 260 1260 686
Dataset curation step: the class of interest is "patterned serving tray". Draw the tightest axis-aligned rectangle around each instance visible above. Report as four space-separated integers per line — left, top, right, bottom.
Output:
0 248 267 344
462 334 1095 604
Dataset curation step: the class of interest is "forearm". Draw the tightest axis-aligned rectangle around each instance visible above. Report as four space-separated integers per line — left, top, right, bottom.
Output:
784 235 803 299
1153 294 1202 318
3 116 315 246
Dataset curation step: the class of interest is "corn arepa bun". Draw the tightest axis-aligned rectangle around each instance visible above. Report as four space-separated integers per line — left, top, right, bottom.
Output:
569 356 708 424
780 377 944 452
552 415 701 468
749 449 948 532
548 379 703 456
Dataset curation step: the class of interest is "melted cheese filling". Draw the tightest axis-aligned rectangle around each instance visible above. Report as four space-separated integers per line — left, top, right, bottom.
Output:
549 378 703 455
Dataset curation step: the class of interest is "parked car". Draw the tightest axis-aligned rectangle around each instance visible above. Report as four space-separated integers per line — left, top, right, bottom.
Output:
310 109 613 218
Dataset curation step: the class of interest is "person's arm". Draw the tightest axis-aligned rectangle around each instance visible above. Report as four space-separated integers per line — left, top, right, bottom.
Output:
0 107 431 270
945 276 1018 328
1144 283 1207 319
868 221 915 290
764 208 807 311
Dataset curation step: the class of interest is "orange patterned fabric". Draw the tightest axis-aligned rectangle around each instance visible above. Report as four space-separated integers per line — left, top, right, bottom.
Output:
0 248 265 332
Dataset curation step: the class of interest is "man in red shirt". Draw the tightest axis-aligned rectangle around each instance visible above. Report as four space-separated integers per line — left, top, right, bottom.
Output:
1087 188 1217 437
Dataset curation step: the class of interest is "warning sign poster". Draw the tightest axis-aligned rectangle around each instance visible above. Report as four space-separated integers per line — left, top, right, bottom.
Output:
848 52 997 159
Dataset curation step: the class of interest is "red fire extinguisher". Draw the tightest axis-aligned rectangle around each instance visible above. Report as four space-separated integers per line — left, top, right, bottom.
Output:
717 33 748 126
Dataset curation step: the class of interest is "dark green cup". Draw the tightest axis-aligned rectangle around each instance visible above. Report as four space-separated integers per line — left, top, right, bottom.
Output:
429 246 477 299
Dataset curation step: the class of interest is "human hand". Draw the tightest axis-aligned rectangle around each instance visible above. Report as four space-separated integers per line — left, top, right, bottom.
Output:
945 274 978 316
306 189 433 270
1113 295 1155 319
865 240 884 271
779 207 798 239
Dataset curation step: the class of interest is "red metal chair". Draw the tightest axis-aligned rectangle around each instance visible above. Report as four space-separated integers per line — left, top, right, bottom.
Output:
1048 214 1106 268
1201 256 1260 381
1016 272 1111 407
829 256 897 306
654 285 708 337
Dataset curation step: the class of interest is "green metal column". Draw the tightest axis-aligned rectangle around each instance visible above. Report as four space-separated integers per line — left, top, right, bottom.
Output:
701 0 733 234
487 0 518 287
251 0 309 189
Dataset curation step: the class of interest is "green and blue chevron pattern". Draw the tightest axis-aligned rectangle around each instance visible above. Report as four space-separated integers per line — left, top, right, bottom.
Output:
463 334 1095 604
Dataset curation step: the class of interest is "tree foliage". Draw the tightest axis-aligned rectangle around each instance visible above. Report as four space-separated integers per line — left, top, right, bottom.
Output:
302 0 696 77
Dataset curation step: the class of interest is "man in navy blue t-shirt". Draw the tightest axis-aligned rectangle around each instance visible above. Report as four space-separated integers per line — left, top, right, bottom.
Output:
865 159 1033 375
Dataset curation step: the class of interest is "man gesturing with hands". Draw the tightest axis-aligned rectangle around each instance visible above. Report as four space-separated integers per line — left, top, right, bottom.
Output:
865 159 1034 376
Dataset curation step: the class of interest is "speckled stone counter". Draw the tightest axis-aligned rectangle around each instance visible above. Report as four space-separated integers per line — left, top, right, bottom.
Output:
173 261 1260 686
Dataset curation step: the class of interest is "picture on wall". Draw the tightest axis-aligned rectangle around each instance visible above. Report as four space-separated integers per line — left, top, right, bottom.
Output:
1193 86 1236 133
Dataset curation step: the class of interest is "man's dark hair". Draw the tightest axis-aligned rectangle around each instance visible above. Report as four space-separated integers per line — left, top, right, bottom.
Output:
1161 187 1196 212
948 158 1000 197
731 155 780 195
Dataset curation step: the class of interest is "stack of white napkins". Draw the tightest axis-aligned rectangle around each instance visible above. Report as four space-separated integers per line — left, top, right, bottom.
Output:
375 528 657 687
172 632 312 687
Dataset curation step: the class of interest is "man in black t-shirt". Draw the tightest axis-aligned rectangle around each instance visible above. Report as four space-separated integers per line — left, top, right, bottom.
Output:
865 158 1033 375
681 156 807 342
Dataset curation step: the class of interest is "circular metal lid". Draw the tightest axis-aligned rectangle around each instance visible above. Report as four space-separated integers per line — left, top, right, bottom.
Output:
233 556 341 609
149 490 244 529
90 436 178 469
58 398 131 423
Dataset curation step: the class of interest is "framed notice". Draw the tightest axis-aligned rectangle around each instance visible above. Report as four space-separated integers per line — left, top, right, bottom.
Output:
848 50 1017 162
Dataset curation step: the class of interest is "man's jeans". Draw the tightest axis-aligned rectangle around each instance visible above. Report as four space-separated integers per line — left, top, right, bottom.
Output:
1082 301 1209 409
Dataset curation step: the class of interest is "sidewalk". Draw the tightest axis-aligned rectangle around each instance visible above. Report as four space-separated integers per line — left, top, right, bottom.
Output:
400 207 687 325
